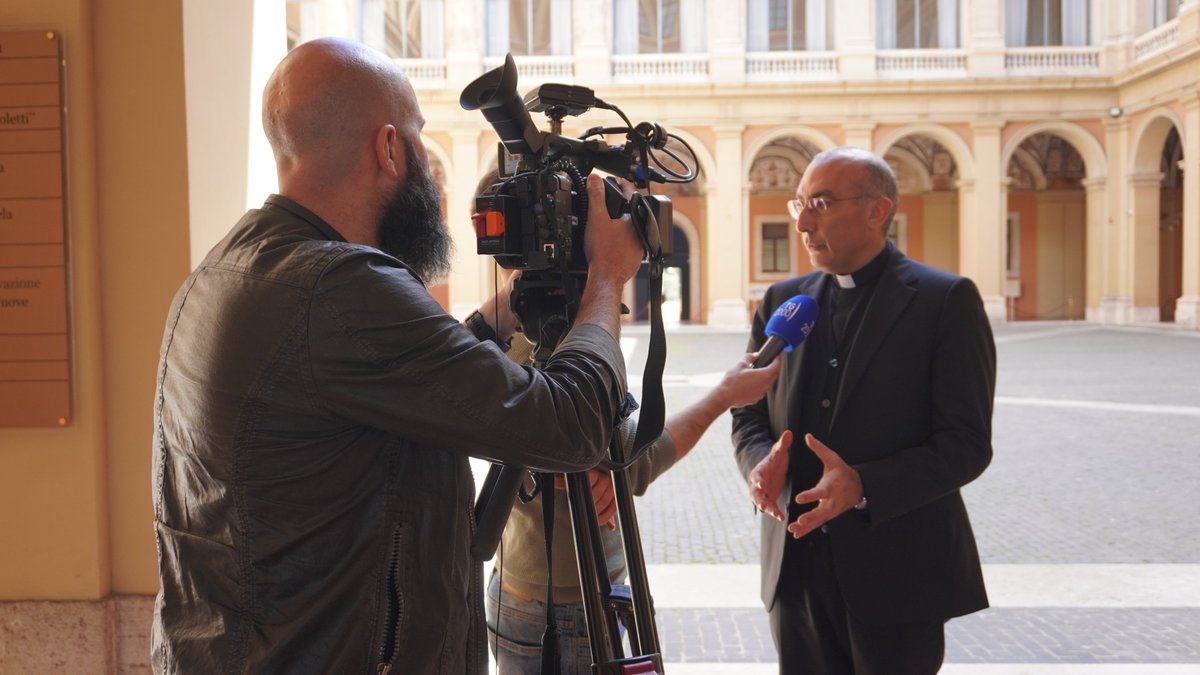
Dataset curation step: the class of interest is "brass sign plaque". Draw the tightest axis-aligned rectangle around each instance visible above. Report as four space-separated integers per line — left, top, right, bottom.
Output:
0 30 71 428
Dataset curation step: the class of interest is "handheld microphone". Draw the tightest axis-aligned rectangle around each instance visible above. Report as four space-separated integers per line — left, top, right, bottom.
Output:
751 294 818 368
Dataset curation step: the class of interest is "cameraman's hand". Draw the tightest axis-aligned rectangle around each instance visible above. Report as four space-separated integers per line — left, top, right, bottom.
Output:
572 175 642 339
584 174 643 286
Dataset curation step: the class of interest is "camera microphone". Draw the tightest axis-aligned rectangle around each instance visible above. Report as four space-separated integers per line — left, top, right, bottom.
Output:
752 294 818 368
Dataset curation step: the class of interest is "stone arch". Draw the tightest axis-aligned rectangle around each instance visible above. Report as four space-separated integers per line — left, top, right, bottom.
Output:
1001 121 1106 180
876 125 972 275
1009 147 1049 191
1002 122 1103 321
1129 109 1186 322
1131 108 1185 173
742 126 839 177
876 124 976 183
885 144 936 194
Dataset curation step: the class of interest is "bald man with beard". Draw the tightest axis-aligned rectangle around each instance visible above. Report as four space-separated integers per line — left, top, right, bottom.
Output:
151 38 644 674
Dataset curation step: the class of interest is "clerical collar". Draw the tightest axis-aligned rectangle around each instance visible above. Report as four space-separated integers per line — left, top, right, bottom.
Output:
830 243 891 290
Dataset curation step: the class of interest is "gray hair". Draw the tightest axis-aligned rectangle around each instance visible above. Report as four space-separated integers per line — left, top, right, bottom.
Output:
809 147 899 232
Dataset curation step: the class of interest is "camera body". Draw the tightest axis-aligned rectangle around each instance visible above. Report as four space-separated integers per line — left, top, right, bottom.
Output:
462 54 679 346
471 154 587 274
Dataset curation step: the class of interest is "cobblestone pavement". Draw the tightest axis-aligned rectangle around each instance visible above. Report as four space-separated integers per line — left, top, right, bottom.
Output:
616 322 1200 668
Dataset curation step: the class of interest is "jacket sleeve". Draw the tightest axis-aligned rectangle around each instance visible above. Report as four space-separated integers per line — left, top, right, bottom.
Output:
617 417 678 496
307 250 627 473
853 276 996 525
730 292 777 485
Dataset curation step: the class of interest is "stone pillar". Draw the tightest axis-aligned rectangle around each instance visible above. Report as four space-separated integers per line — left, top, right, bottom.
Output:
1129 173 1166 322
574 0 612 86
1097 0 1135 74
708 0 746 83
843 123 874 151
1082 176 1110 322
706 125 749 327
1176 94 1200 328
184 0 286 266
969 122 1007 322
834 0 876 80
1095 115 1132 324
444 0 482 86
448 128 487 319
965 0 1006 78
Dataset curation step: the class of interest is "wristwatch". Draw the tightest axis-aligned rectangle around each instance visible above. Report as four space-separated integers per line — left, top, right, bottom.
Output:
464 310 511 352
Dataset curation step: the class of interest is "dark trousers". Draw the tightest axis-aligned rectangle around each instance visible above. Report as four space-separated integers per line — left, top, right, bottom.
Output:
768 532 945 675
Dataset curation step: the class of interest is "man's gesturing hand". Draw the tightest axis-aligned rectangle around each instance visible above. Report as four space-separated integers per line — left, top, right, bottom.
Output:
787 434 864 539
749 430 792 523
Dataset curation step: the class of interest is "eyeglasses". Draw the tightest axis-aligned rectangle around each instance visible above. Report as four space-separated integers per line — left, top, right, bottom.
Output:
787 194 872 219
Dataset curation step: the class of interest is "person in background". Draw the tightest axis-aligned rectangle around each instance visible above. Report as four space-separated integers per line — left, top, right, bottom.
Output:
732 147 996 675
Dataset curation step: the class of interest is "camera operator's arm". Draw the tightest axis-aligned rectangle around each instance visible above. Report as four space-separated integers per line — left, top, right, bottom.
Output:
571 174 643 340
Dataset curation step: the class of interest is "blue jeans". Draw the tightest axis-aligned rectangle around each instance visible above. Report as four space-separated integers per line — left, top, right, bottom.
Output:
485 572 596 675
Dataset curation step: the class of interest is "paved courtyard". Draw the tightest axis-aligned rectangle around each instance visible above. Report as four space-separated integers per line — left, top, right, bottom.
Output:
479 321 1200 673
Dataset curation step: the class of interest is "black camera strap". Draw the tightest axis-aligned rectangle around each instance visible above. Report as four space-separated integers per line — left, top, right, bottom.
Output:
538 472 561 675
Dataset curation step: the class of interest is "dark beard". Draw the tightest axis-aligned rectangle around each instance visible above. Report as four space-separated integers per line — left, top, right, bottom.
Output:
377 144 453 284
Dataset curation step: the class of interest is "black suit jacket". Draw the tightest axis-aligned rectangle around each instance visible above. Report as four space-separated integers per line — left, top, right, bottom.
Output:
732 246 995 626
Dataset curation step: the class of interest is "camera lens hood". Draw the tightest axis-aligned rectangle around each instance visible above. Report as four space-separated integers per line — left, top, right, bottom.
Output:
460 53 543 155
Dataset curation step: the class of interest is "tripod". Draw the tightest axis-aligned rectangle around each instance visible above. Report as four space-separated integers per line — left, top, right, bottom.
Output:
472 318 665 673
472 224 669 674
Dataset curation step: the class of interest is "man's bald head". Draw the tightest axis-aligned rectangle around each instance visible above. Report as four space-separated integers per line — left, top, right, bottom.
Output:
262 38 417 181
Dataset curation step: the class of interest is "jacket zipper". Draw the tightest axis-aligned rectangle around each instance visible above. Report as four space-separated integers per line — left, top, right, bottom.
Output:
377 525 404 674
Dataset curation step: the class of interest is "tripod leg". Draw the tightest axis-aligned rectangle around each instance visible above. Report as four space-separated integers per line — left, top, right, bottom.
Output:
563 470 624 662
610 469 662 657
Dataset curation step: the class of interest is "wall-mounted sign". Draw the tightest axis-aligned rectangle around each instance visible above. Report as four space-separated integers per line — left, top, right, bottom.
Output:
0 30 71 428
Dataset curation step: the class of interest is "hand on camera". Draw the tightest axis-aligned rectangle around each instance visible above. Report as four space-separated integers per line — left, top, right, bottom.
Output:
584 174 643 286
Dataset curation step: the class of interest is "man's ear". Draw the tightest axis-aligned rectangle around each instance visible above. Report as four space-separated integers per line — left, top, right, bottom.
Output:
375 124 403 180
869 196 894 231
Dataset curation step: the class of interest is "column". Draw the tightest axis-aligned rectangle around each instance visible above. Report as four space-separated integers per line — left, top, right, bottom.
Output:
1095 115 1132 324
706 125 748 327
1129 173 1166 322
1082 177 1113 322
1097 0 1135 74
834 0 876 79
843 123 874 151
573 0 612 86
968 122 1007 322
707 0 746 84
965 0 1006 78
448 128 486 318
444 0 482 85
1176 94 1200 328
183 0 287 266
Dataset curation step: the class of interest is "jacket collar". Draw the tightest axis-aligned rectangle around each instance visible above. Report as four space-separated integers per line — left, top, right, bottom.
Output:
830 244 918 426
264 194 346 243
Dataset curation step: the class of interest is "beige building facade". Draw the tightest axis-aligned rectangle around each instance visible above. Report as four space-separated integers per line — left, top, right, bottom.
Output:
0 0 1197 671
287 0 1200 331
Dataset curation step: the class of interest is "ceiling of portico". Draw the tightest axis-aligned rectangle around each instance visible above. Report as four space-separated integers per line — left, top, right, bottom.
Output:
748 137 821 193
1007 133 1086 191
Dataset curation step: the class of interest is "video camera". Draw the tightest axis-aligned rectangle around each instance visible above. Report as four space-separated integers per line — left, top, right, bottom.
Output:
461 54 696 347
